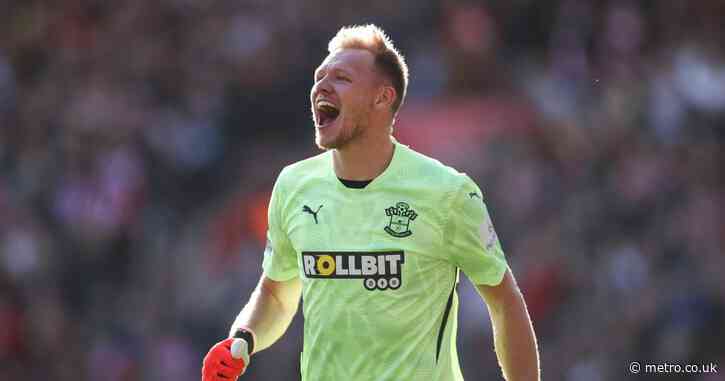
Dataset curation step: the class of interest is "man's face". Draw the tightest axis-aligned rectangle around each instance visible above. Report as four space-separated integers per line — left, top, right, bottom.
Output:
310 48 380 150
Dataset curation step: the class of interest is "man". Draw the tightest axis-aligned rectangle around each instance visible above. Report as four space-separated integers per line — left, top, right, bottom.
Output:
202 24 540 381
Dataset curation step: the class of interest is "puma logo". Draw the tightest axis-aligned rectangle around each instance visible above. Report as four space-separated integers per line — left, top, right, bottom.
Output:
302 205 323 224
469 192 481 199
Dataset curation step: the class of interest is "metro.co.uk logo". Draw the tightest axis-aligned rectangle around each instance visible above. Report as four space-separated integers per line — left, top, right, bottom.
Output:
301 251 404 291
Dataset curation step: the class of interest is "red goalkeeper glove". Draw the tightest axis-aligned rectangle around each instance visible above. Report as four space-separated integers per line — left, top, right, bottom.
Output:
202 328 256 381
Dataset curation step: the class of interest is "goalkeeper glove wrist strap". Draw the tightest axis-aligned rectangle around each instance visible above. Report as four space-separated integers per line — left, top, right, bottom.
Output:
232 327 256 355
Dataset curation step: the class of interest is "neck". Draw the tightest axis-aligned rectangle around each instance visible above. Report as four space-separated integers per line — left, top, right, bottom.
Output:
332 129 395 181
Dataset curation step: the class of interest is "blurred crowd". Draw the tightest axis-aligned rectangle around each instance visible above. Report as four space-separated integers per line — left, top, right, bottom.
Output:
1 1 724 380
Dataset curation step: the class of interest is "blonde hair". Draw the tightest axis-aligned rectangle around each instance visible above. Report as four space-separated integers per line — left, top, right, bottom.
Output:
328 24 409 113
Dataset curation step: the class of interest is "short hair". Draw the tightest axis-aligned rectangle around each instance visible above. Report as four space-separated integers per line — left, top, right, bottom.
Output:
328 24 409 114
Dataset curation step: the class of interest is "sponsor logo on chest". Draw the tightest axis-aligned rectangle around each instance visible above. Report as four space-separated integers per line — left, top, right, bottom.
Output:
301 251 405 291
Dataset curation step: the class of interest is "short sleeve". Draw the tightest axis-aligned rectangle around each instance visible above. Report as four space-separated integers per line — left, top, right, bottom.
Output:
262 172 299 281
443 176 508 286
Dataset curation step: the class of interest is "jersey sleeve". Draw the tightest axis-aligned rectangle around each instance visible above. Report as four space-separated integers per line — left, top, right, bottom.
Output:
443 175 508 286
261 170 299 281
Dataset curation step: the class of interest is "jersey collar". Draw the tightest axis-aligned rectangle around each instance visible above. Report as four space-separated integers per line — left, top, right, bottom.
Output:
329 137 407 192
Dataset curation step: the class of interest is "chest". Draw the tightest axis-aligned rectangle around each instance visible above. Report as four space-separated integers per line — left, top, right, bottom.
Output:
283 189 444 254
283 184 456 302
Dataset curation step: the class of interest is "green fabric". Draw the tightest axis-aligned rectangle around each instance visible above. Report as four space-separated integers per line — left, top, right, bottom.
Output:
262 140 508 381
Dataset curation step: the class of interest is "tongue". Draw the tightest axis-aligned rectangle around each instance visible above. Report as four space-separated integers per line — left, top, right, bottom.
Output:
320 110 338 126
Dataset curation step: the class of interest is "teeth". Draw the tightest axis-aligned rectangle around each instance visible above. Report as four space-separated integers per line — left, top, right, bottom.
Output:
317 100 337 110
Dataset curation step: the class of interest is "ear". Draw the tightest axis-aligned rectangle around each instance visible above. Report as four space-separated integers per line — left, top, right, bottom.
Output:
374 85 397 111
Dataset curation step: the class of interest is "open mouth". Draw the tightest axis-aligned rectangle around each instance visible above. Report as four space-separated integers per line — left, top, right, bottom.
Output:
316 100 340 127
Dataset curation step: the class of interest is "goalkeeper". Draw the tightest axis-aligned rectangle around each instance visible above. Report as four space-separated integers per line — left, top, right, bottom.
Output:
202 24 540 381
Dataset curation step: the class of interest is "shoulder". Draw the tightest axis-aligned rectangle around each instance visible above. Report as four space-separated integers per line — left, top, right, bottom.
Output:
274 150 330 190
398 143 476 193
270 151 330 217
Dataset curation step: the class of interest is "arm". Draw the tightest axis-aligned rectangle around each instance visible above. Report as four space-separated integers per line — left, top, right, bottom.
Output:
203 172 300 380
229 274 302 354
476 268 540 381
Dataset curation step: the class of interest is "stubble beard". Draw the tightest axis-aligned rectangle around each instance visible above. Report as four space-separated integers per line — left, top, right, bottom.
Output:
315 118 364 151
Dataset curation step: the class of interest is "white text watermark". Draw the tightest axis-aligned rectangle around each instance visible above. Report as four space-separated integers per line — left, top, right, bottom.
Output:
629 361 718 375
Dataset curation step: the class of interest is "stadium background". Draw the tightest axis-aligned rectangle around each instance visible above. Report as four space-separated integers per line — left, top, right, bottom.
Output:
1 1 724 380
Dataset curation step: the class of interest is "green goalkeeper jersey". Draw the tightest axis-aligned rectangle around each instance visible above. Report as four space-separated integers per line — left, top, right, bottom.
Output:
262 139 508 381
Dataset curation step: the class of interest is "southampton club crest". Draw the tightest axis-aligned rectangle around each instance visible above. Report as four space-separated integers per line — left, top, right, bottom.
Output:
384 202 418 238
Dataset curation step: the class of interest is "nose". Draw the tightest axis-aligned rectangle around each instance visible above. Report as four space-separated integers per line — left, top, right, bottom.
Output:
312 76 333 99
